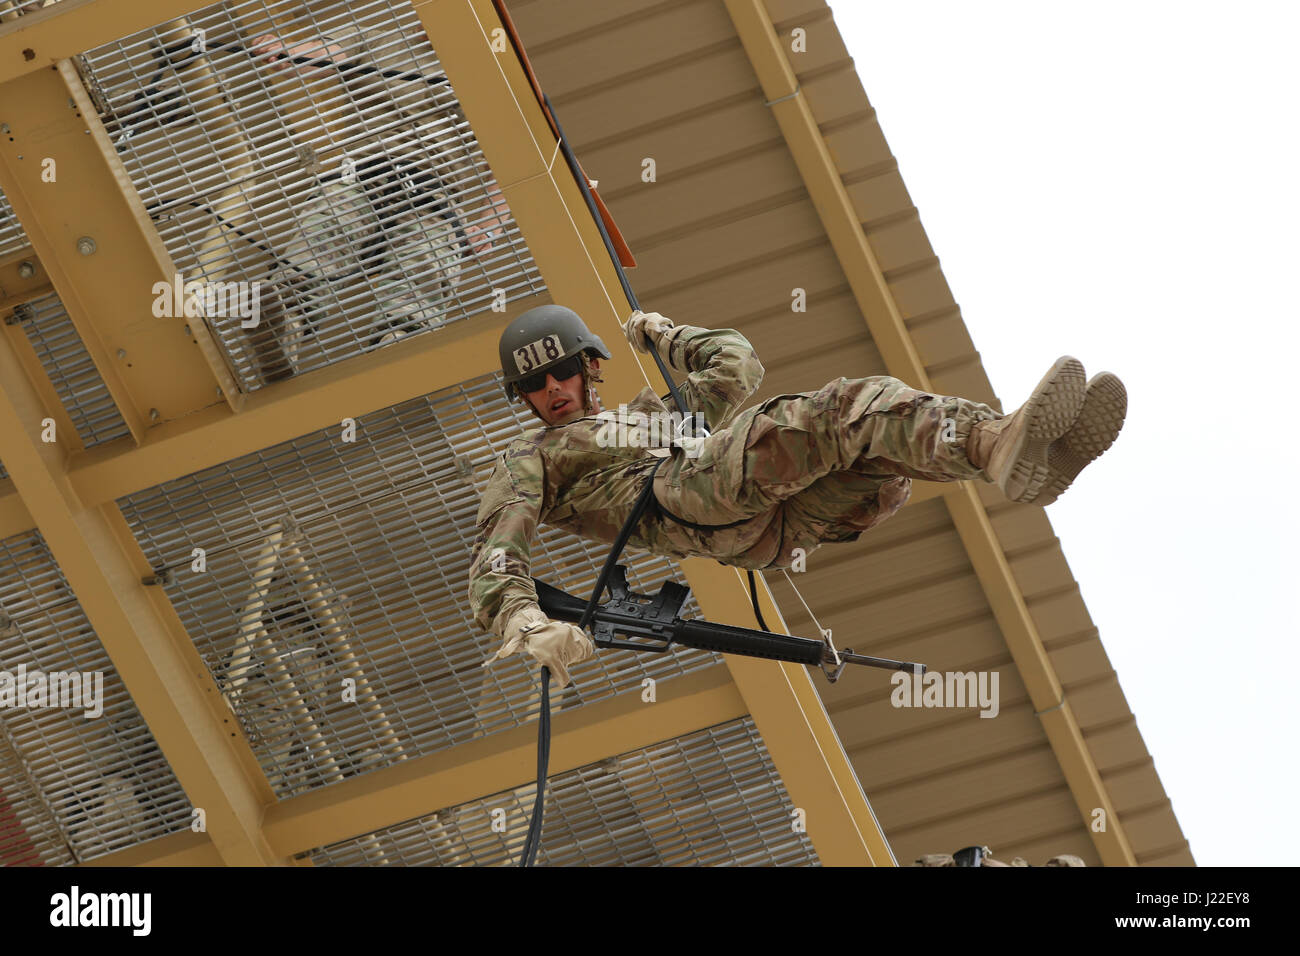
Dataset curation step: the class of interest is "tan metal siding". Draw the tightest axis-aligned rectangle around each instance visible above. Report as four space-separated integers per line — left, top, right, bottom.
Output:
503 0 1190 864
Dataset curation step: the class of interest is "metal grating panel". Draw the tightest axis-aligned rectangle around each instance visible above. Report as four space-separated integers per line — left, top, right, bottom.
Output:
305 717 818 866
0 2 65 23
8 294 132 449
118 372 721 798
78 0 547 391
0 188 29 262
0 528 193 865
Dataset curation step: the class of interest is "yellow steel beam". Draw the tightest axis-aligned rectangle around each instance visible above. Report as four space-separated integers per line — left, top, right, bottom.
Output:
0 60 243 434
0 248 50 308
417 0 891 866
3 290 82 453
0 482 32 538
0 327 285 866
0 0 211 84
66 292 549 506
723 0 1137 866
0 292 549 536
78 668 744 865
261 666 746 858
0 242 38 271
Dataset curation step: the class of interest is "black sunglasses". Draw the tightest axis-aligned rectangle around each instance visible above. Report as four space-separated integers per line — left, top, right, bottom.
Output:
517 354 584 394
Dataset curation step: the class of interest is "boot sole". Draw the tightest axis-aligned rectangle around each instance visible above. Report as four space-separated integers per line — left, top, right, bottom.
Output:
998 356 1087 503
1035 373 1127 506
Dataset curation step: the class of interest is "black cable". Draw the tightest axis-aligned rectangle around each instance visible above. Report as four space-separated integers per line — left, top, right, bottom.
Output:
149 197 332 285
542 93 694 425
221 38 451 86
141 151 470 348
545 99 773 634
518 665 551 867
522 71 772 872
518 457 664 867
578 459 666 634
747 569 770 631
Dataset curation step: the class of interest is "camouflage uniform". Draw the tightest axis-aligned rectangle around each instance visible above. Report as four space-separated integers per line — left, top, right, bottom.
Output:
467 325 1003 640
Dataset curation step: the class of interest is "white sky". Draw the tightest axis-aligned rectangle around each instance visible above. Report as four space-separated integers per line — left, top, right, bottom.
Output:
831 0 1299 866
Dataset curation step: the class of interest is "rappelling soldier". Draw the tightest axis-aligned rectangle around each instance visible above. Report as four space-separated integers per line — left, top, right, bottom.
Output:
469 305 1126 687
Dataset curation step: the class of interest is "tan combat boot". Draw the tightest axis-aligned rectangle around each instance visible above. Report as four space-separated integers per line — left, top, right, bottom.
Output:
1035 372 1127 506
966 357 1087 503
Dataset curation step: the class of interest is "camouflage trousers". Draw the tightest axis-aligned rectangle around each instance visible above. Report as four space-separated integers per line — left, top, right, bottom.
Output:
647 376 1002 570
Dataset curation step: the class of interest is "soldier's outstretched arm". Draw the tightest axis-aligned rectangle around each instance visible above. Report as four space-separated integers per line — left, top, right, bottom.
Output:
467 459 543 640
467 457 595 687
622 311 765 429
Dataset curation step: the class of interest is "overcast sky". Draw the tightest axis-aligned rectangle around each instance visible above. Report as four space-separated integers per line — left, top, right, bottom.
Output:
831 0 1299 866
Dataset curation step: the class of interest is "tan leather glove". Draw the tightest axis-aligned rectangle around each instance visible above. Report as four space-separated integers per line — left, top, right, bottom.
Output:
483 605 595 689
622 310 675 354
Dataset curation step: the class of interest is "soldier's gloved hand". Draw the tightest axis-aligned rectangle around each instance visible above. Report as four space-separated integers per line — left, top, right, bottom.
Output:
482 605 595 689
622 310 675 354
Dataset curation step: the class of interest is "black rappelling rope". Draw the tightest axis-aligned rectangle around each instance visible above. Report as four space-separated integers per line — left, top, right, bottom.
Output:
540 101 770 631
515 96 673 867
518 665 551 867
517 457 663 867
540 97 688 423
517 93 768 866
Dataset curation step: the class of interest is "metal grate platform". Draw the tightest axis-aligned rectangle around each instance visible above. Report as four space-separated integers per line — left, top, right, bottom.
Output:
0 188 29 263
118 371 720 798
305 717 818 866
6 294 131 450
77 0 546 391
0 529 193 865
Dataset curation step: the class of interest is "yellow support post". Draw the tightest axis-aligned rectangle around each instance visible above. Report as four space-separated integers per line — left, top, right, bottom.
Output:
0 326 285 866
0 61 244 429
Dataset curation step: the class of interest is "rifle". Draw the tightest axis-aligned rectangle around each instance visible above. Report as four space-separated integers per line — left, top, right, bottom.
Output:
533 565 925 683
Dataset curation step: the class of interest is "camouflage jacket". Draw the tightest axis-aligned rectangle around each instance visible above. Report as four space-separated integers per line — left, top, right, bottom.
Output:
467 325 774 639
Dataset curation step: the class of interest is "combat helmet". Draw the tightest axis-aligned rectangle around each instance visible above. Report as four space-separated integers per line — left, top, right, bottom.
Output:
498 305 611 419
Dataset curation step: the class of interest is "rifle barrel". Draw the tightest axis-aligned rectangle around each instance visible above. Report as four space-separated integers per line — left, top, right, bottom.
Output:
674 618 825 665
